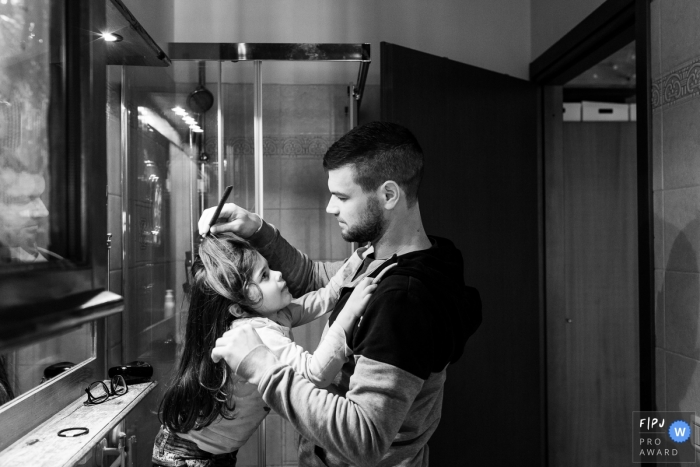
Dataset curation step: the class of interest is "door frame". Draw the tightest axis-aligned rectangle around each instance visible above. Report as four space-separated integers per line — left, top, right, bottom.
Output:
530 0 654 450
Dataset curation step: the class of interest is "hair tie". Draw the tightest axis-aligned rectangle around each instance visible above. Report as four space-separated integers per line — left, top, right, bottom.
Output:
57 427 89 437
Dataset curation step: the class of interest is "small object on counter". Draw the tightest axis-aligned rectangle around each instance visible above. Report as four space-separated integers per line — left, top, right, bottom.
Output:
108 361 153 384
57 427 89 437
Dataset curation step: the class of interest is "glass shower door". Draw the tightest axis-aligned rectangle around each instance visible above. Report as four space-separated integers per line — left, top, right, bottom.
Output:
166 44 369 466
221 59 354 467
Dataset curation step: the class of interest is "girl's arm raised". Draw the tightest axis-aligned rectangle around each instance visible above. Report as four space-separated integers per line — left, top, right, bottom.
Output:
244 320 348 389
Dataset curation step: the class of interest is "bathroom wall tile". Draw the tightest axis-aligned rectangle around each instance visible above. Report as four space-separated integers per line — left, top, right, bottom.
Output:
108 343 122 369
263 84 282 137
653 191 664 270
330 212 353 261
663 98 700 190
131 201 157 266
280 85 331 135
265 412 283 465
664 271 700 359
650 0 662 82
665 351 700 413
107 116 122 196
331 84 351 136
279 209 332 261
110 269 122 295
655 269 665 349
223 83 254 138
221 82 276 138
262 209 281 232
652 111 662 191
231 154 256 212
656 348 666 410
264 156 282 210
108 194 122 271
280 157 329 210
282 419 299 464
130 263 154 326
106 311 122 350
659 0 700 74
236 427 259 467
663 187 700 272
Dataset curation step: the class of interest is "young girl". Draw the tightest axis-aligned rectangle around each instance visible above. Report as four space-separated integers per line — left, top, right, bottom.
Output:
153 232 385 466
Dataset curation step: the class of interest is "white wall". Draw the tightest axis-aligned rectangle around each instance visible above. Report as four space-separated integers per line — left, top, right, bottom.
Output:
122 0 175 49
531 0 605 60
119 1 616 84
171 0 531 83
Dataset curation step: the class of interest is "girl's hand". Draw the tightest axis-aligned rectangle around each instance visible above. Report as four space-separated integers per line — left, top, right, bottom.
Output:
341 263 398 320
342 277 377 320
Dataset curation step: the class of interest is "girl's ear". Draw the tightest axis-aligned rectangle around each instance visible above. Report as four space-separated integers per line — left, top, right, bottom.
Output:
228 303 247 318
244 283 261 304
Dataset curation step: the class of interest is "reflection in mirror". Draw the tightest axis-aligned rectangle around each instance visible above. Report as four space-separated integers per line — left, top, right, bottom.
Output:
0 323 94 408
0 0 63 265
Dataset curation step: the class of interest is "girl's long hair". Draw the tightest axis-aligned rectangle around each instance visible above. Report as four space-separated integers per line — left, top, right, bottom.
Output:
159 233 263 433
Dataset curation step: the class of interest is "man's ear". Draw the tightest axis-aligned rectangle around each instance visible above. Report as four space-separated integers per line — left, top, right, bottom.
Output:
380 181 401 210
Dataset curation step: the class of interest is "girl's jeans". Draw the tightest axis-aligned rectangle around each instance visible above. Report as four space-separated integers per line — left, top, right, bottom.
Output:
152 425 238 467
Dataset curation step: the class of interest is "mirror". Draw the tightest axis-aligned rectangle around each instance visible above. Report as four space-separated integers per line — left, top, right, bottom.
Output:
0 0 63 266
0 323 94 407
0 0 96 406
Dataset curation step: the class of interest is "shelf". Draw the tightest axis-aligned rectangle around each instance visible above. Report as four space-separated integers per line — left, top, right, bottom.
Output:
0 381 157 467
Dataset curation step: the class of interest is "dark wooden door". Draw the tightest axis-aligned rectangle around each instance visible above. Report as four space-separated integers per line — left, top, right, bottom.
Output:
546 119 638 466
380 42 542 466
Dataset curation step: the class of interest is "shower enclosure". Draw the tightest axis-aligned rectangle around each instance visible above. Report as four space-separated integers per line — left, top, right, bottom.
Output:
110 43 369 466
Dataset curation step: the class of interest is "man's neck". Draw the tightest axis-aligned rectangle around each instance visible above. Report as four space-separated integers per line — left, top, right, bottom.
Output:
371 208 431 260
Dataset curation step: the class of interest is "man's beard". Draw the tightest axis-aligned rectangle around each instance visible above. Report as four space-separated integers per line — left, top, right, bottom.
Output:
341 195 386 244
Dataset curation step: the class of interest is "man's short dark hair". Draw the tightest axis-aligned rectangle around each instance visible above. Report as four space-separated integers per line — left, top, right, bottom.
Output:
323 121 424 207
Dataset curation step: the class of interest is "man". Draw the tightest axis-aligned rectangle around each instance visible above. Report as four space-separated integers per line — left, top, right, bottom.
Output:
0 169 57 263
201 121 481 466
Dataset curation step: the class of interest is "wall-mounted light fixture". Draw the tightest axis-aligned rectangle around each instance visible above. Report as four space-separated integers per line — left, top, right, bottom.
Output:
102 32 123 42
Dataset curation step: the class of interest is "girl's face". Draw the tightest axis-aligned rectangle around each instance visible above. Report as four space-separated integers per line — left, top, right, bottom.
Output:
247 252 292 317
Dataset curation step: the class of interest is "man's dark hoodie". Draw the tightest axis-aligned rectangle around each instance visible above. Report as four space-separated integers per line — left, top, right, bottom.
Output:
249 222 482 467
330 235 482 381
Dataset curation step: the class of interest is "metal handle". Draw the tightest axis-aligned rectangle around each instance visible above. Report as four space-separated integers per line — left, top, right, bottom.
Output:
254 60 264 218
107 233 112 290
94 433 126 467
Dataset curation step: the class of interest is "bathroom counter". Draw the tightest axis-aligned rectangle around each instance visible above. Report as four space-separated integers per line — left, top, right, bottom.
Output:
0 381 157 467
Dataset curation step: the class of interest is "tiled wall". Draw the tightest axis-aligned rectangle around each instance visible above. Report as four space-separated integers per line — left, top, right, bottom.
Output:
652 0 700 440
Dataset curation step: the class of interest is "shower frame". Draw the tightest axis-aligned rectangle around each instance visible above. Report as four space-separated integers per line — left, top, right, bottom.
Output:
169 42 370 206
168 42 371 466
